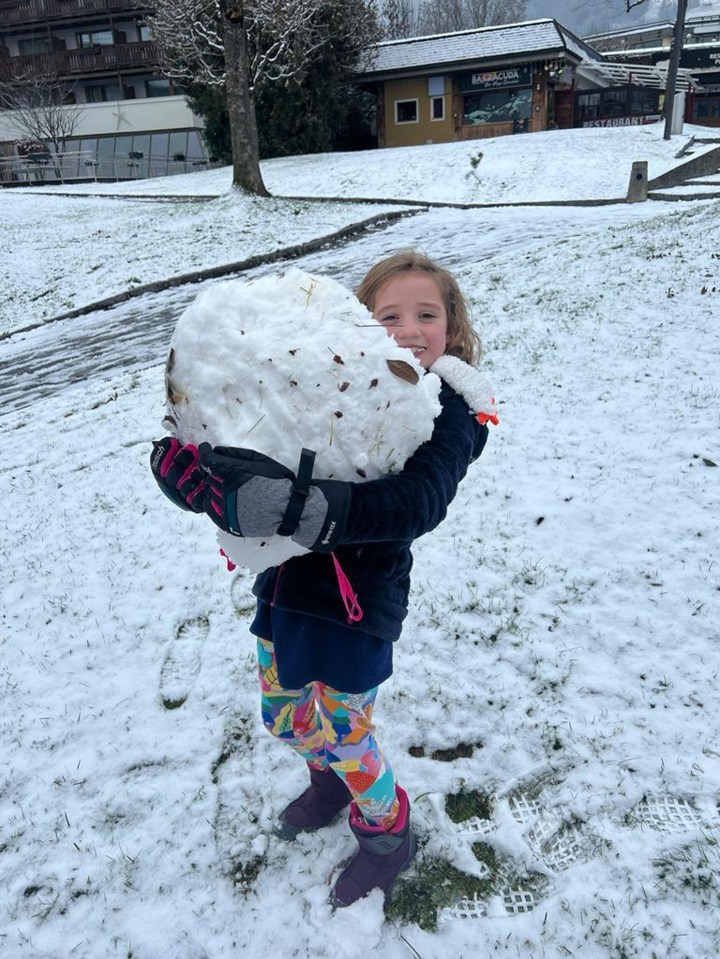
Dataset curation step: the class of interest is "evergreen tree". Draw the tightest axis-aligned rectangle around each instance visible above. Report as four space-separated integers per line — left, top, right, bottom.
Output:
184 83 231 164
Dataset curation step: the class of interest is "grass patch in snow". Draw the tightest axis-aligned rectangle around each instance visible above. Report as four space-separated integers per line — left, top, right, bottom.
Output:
385 855 493 931
445 789 493 823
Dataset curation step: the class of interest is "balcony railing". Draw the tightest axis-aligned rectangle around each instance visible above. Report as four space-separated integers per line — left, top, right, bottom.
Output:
0 0 149 28
0 149 216 184
0 41 161 79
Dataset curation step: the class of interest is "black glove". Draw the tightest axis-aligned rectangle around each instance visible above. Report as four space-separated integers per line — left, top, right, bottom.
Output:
150 438 207 513
198 444 350 552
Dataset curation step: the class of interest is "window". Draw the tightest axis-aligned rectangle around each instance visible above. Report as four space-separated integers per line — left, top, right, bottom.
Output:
150 132 169 157
578 88 659 122
77 29 114 48
694 97 720 121
431 96 445 121
11 129 209 181
630 88 659 115
395 99 418 124
113 134 133 157
146 78 172 97
187 131 205 159
576 91 601 120
603 89 628 116
85 83 121 103
169 130 187 158
463 88 532 126
132 134 151 158
139 25 153 41
18 37 53 55
687 26 720 44
96 137 115 157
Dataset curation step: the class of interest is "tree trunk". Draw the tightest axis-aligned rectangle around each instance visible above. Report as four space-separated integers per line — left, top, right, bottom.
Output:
222 9 270 195
663 0 688 140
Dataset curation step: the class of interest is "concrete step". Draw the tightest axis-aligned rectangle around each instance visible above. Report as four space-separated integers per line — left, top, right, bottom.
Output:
649 187 720 201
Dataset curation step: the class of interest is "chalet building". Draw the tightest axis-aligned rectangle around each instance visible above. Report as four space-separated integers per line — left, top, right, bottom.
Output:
0 0 209 182
354 18 696 148
586 12 720 128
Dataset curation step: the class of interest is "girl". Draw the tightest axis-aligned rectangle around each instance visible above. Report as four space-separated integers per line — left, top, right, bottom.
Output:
151 251 489 908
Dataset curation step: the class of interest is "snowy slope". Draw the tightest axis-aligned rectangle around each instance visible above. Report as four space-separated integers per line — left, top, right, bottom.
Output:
1 131 719 958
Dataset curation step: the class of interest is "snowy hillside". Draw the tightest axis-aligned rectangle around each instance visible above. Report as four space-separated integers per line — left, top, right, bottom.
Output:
3 123 716 337
1 128 719 958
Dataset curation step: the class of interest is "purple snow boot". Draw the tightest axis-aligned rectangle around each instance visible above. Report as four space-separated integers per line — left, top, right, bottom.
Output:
331 785 417 908
276 764 352 840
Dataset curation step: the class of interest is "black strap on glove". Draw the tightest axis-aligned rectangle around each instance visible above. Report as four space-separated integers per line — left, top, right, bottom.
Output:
277 448 316 537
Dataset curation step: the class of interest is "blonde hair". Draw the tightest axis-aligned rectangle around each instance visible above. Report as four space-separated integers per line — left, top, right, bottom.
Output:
356 250 482 365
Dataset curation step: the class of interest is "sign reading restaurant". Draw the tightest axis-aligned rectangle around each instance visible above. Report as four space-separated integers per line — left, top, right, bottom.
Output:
459 65 532 91
583 114 661 127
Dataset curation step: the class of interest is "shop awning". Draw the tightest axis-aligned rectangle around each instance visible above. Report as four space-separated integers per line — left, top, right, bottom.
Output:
577 60 698 91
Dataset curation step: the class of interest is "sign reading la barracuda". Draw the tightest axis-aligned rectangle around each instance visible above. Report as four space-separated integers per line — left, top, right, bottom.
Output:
459 66 533 91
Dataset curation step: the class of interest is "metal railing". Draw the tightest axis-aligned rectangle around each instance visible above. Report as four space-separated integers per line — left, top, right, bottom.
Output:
0 149 214 184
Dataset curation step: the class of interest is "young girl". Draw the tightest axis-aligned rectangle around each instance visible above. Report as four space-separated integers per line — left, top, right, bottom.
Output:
151 251 489 908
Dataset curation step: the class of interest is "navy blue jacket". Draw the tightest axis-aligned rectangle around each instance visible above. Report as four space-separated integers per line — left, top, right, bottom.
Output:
252 382 488 643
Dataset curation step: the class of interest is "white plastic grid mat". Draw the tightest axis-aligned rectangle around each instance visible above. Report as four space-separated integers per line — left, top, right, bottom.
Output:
631 796 703 833
439 785 716 923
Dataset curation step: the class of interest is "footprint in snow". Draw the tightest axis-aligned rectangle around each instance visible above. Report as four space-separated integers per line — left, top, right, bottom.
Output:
159 615 209 709
390 760 718 928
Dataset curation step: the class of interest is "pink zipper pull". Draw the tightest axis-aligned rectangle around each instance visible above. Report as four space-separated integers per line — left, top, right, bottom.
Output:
331 553 364 623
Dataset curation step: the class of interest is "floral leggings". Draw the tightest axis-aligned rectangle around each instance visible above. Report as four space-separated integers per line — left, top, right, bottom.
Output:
257 637 399 828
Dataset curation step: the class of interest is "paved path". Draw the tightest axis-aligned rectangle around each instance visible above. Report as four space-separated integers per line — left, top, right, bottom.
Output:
0 203 668 414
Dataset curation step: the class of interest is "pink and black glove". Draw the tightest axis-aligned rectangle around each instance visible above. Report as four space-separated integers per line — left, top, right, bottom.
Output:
150 437 207 513
198 444 350 552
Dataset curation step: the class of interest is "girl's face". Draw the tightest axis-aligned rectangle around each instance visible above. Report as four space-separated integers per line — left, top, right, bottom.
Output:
372 272 448 369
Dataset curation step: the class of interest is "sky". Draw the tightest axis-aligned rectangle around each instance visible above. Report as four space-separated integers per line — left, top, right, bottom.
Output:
527 0 720 35
1 126 720 958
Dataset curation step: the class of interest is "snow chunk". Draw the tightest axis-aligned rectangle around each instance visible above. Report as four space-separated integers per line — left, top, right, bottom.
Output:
164 268 442 570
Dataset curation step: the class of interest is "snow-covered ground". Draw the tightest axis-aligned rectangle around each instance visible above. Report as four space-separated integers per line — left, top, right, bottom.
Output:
2 125 719 959
4 124 716 337
28 123 717 203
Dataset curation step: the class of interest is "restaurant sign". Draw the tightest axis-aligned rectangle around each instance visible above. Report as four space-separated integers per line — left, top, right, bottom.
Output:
583 115 661 127
459 66 532 91
681 48 720 70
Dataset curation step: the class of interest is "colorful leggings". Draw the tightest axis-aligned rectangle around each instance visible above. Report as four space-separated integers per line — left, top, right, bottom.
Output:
257 637 399 828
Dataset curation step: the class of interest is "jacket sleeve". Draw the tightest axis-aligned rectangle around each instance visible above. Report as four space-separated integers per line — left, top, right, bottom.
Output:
339 386 488 545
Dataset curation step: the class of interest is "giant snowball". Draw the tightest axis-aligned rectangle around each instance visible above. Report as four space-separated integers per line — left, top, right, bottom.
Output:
163 267 443 571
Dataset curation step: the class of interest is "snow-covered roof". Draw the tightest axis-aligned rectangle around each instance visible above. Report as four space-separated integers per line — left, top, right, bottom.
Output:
356 19 603 79
584 11 720 43
584 20 674 43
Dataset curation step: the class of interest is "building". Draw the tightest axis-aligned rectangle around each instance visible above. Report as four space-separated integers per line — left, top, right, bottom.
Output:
0 0 210 183
354 18 696 148
586 12 720 128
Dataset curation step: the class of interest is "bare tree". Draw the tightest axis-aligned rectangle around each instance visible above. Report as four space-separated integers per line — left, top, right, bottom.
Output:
380 0 419 38
0 69 84 178
416 0 527 35
143 0 378 194
624 0 681 14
